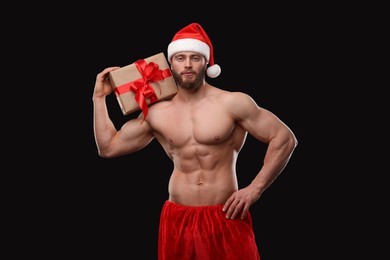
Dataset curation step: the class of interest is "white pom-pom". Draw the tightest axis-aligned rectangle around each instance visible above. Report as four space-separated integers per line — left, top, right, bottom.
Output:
206 64 221 78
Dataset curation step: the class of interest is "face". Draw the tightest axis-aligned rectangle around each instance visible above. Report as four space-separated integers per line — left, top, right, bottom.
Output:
170 52 207 91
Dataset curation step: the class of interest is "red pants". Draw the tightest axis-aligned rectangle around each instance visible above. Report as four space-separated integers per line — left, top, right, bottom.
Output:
158 200 260 260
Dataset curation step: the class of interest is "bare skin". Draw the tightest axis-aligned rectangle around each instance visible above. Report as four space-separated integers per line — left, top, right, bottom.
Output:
93 52 298 220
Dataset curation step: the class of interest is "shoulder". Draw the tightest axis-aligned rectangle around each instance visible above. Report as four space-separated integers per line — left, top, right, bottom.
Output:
215 91 264 122
216 91 259 108
207 86 253 102
147 98 175 117
205 86 260 109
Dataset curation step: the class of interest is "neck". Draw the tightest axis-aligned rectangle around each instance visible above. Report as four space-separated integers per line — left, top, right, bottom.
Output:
177 82 209 103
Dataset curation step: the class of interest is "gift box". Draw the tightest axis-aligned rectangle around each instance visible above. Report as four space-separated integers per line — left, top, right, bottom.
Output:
108 52 178 117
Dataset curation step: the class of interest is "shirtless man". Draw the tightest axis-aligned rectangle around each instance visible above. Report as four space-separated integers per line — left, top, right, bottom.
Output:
92 23 297 260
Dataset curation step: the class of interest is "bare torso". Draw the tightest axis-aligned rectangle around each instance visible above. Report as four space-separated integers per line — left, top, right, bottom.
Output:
145 87 247 206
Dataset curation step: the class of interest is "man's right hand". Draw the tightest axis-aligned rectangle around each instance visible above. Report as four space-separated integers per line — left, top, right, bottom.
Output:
93 67 120 99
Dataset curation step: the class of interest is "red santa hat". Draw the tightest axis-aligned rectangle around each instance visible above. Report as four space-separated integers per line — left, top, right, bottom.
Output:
167 23 221 78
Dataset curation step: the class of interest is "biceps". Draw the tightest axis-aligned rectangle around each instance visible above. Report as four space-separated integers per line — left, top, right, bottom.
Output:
243 108 284 143
117 118 154 151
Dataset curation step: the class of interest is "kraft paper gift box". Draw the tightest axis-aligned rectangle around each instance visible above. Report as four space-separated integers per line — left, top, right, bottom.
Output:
108 52 178 117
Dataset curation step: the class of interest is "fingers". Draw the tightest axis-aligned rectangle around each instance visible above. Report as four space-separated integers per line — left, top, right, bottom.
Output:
102 66 121 73
240 204 250 220
93 67 121 98
224 199 247 220
97 67 121 82
223 192 253 220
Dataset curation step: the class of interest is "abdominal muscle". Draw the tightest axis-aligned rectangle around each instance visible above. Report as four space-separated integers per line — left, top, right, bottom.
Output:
167 151 239 206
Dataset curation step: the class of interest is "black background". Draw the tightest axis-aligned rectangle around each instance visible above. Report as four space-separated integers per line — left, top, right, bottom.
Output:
6 4 379 260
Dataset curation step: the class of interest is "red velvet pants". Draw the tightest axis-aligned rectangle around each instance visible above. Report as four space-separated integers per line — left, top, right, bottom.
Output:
158 200 260 260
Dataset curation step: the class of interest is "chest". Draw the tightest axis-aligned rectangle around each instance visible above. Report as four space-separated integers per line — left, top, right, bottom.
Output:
149 102 236 146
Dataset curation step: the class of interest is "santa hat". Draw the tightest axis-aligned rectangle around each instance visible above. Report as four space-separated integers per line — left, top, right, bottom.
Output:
167 23 221 78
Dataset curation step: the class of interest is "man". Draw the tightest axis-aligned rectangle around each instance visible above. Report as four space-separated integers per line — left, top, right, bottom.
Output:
93 23 297 260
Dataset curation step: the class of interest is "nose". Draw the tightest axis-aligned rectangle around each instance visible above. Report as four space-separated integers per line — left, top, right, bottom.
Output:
184 58 192 67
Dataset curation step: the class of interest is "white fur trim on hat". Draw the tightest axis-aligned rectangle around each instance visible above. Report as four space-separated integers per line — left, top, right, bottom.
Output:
167 38 210 62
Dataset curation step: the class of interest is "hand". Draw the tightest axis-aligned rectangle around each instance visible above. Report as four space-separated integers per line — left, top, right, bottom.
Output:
93 67 120 99
222 185 261 220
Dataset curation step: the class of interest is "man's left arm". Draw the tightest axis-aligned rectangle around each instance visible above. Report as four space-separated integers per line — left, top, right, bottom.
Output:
223 92 298 219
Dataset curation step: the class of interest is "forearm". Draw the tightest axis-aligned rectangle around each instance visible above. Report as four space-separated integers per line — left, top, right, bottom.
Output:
251 132 297 194
93 97 118 157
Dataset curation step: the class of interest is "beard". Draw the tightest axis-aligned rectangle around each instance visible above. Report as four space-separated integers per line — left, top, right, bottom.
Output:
172 67 206 91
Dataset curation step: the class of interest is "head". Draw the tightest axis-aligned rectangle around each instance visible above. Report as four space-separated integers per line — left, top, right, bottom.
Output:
167 23 221 79
170 51 207 90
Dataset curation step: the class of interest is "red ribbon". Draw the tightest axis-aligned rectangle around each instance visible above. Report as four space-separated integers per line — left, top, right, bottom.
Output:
114 59 172 121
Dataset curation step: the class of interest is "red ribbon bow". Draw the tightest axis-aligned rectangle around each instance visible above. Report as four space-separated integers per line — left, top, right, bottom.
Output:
114 59 172 122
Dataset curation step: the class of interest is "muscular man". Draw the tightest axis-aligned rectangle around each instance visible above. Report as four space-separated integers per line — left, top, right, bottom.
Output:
93 23 297 260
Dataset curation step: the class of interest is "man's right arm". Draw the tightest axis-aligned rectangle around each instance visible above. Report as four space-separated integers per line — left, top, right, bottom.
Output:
92 67 154 158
